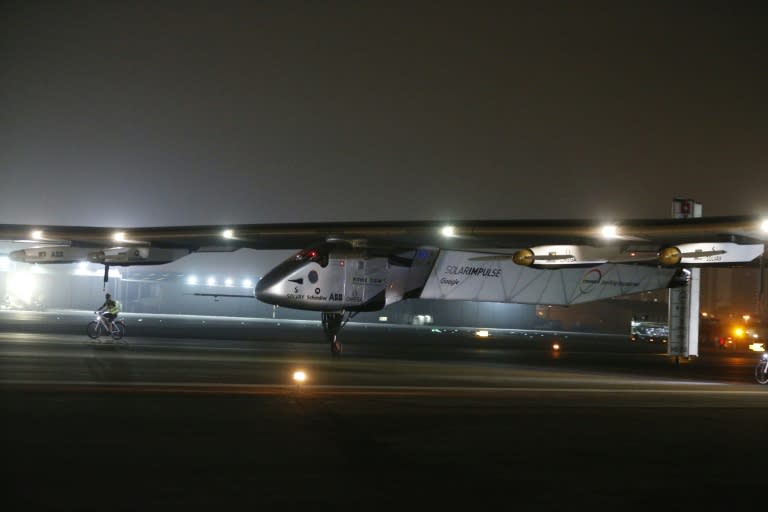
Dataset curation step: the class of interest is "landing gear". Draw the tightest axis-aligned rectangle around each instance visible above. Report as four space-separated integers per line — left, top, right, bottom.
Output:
330 335 343 356
322 312 348 356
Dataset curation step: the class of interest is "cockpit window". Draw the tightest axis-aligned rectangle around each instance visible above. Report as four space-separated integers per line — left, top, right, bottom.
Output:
291 246 329 267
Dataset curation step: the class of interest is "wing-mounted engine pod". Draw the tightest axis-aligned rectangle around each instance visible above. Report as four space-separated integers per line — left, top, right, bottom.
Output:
87 247 190 265
512 248 535 266
658 246 682 266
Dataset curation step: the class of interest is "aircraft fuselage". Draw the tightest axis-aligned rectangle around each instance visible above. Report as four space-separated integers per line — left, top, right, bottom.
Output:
255 242 438 312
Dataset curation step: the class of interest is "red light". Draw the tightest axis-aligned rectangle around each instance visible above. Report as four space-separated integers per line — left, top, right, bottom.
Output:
308 250 317 258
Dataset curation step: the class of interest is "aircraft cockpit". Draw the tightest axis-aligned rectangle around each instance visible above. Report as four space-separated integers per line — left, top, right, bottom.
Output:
255 241 349 303
290 246 330 268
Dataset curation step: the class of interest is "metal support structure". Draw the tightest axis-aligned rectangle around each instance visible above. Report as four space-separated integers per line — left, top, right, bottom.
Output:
668 198 701 359
668 269 699 358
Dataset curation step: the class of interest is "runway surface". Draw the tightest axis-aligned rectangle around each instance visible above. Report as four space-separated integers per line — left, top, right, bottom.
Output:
2 310 768 510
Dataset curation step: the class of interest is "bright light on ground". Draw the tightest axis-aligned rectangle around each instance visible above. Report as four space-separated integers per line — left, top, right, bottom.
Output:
186 275 198 285
113 231 126 242
206 277 216 286
552 343 561 351
441 225 456 237
293 370 307 383
242 279 253 288
31 230 43 240
475 329 490 338
222 229 234 239
225 278 233 286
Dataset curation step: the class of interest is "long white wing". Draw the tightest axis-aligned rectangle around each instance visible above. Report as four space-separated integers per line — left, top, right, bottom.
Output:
1 215 765 269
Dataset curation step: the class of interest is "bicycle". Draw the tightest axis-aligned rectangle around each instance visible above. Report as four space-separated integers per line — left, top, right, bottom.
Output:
87 312 126 341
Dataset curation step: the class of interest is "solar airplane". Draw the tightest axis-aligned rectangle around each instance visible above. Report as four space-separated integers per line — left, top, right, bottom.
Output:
2 215 767 355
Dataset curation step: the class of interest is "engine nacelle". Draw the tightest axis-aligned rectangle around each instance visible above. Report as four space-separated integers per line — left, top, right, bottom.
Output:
512 245 599 266
87 247 190 265
9 246 95 263
659 243 764 267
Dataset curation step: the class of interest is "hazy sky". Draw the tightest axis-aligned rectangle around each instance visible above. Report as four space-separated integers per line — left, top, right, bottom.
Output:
2 1 766 227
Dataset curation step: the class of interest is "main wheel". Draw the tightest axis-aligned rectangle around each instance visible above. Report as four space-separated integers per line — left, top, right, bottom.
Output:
86 321 100 339
754 361 768 385
330 336 342 356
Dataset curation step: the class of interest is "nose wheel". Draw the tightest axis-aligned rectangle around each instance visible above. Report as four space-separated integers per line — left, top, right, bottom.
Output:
330 335 343 356
322 312 348 357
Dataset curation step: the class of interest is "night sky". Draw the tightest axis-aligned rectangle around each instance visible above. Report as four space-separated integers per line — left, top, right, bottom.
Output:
2 2 766 227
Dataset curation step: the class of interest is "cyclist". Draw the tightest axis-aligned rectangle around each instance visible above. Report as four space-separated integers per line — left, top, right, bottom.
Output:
96 293 120 333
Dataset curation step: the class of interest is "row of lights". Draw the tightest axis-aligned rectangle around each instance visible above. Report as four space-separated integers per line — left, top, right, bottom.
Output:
186 275 254 288
29 229 238 242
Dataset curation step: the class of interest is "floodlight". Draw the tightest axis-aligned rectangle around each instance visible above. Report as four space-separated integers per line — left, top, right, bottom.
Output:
601 224 618 239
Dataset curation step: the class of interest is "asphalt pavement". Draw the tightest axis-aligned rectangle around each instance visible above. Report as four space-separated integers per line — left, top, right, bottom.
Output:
2 311 768 510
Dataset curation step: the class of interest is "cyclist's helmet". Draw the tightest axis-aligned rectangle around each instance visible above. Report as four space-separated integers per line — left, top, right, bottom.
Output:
105 293 111 299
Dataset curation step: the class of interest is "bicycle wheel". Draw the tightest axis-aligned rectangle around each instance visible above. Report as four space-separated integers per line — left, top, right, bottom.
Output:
87 321 100 339
111 322 124 341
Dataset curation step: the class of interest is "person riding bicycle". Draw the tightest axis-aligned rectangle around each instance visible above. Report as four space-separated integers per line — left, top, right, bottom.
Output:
96 293 120 333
